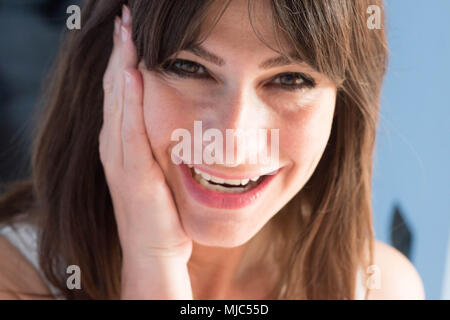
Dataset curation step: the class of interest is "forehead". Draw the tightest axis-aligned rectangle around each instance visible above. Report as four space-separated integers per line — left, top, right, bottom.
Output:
200 0 290 59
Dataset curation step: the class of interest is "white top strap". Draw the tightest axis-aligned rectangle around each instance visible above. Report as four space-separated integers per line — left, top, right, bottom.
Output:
0 222 65 299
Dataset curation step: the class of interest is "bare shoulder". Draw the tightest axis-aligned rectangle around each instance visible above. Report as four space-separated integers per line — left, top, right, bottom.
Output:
0 235 53 299
366 240 425 300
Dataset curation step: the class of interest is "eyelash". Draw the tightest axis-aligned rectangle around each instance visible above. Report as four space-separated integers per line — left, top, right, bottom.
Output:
160 59 316 91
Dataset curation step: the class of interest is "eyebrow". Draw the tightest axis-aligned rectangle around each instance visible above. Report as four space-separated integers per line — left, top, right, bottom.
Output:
186 45 301 69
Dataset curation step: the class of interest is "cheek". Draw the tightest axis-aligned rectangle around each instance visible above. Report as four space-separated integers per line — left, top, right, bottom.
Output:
141 74 194 158
281 91 336 169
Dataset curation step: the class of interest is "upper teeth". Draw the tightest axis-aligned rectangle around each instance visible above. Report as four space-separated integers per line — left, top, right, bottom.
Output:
190 166 260 186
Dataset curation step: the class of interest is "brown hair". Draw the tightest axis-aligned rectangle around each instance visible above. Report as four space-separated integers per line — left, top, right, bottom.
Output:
0 0 388 299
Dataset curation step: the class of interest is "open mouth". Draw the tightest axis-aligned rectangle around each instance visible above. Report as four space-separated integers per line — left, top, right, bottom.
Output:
189 166 267 194
179 163 280 209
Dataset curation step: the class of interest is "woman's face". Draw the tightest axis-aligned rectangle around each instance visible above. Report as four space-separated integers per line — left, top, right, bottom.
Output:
138 0 337 247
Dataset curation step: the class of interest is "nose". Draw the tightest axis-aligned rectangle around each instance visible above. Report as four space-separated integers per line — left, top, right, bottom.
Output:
217 85 262 129
200 86 278 167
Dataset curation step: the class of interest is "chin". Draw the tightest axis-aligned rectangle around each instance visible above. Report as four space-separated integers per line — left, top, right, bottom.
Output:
178 205 262 248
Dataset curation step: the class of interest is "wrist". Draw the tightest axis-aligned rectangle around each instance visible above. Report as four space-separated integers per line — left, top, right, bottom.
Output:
121 255 192 300
121 240 193 263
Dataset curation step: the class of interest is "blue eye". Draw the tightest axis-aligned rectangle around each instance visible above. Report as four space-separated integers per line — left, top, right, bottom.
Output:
271 72 316 91
162 59 209 78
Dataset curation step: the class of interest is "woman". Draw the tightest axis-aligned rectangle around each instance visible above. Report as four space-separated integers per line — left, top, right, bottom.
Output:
0 0 425 299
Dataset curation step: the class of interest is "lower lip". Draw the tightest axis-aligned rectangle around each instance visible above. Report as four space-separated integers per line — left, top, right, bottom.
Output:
178 163 278 210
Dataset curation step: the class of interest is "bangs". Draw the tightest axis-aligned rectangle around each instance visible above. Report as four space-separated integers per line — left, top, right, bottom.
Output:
258 0 353 86
132 0 375 87
132 0 232 71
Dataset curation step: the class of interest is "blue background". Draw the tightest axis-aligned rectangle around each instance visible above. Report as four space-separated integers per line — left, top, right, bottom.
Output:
373 0 450 299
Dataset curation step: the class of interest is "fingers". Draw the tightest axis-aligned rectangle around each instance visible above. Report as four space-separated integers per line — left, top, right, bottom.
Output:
118 6 138 71
100 5 139 168
100 15 122 168
102 15 124 124
121 68 154 173
102 17 121 97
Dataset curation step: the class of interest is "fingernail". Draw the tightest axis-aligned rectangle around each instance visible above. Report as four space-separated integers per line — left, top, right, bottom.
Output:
114 16 120 36
121 25 128 42
122 5 131 25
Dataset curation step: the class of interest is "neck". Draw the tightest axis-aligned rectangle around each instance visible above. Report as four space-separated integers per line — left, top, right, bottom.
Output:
187 241 248 299
186 221 277 299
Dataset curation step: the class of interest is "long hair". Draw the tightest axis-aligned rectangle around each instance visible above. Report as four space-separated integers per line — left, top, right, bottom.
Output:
0 0 388 299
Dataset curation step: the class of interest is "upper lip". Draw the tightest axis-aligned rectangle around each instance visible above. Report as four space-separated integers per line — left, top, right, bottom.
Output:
185 163 280 180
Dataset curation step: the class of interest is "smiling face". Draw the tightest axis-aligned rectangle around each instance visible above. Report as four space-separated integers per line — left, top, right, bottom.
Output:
137 0 337 247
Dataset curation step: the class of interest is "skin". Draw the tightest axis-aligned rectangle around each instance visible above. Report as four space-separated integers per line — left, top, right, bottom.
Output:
97 0 337 298
137 0 336 298
0 1 425 300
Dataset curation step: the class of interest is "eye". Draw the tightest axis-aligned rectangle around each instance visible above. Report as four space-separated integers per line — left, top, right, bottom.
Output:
161 59 209 79
270 72 316 91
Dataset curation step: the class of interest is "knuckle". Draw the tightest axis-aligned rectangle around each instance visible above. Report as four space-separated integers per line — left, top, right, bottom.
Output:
98 146 109 168
121 124 135 144
102 74 114 94
98 126 105 142
101 158 117 180
98 140 113 173
122 125 148 147
98 129 106 154
151 180 168 197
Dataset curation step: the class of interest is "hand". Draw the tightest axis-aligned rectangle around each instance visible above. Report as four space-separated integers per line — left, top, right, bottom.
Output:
99 5 192 263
